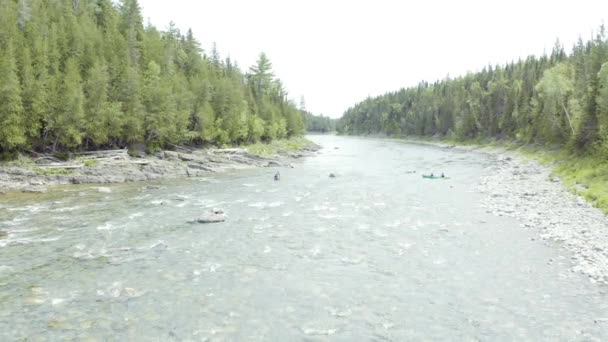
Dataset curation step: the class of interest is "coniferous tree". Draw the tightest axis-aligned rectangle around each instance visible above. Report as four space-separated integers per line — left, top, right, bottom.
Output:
0 42 26 152
0 0 307 158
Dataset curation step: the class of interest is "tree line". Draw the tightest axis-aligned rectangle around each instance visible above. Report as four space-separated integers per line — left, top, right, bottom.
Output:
339 25 608 157
303 112 336 133
0 0 306 159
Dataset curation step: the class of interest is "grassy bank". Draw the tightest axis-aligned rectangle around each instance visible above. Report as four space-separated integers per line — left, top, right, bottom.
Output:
245 137 317 157
512 146 608 214
381 134 608 214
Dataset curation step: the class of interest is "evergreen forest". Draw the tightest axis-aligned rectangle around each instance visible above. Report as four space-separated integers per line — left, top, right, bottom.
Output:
0 0 307 158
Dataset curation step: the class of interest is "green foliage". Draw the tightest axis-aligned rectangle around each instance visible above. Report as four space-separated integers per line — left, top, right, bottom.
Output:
554 155 608 214
82 159 98 167
246 137 314 157
338 29 608 212
0 39 26 151
340 26 608 153
34 167 70 176
304 112 336 132
0 0 307 159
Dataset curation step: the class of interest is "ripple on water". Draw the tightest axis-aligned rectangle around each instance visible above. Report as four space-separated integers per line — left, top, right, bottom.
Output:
8 204 48 212
301 325 340 336
97 222 116 231
248 202 283 209
97 282 146 300
204 202 226 208
49 205 82 213
128 212 144 219
0 265 15 274
2 216 31 227
253 223 273 234
326 306 353 318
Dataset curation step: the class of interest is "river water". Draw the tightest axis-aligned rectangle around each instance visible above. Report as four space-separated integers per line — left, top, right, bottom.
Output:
0 135 607 341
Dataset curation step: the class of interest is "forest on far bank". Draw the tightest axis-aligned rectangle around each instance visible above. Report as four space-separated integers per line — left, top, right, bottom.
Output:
0 0 311 159
338 25 608 158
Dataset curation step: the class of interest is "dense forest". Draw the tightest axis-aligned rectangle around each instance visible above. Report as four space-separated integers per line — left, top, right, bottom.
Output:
304 112 336 133
0 0 306 159
339 26 608 157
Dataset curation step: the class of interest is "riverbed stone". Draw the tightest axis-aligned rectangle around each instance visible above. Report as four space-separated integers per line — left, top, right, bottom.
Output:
480 153 608 285
0 142 319 194
23 186 47 193
266 161 281 167
190 210 225 224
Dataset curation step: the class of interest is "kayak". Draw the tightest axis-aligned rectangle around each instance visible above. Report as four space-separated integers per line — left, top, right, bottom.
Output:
422 175 450 179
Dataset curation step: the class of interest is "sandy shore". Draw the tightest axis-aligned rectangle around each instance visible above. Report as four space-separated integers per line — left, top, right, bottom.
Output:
0 144 320 195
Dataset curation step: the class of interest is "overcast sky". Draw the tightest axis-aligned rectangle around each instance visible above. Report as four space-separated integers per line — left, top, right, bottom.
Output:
139 0 608 118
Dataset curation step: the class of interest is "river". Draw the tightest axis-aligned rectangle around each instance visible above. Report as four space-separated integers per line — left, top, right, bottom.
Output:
0 135 606 340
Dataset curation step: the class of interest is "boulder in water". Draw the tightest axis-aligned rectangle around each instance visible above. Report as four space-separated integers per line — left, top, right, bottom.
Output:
97 187 112 193
190 209 225 224
0 230 7 239
329 173 337 178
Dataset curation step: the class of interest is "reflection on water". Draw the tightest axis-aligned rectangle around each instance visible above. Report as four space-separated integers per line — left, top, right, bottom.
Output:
0 135 606 340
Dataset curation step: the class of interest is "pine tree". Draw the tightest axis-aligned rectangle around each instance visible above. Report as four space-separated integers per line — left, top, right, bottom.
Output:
53 57 85 148
0 41 26 152
84 60 121 146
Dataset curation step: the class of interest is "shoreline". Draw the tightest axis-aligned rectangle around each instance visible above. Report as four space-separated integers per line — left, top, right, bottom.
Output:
479 153 608 285
376 135 608 285
0 140 321 195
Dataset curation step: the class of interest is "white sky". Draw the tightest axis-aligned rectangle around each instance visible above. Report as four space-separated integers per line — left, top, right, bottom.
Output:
139 0 608 118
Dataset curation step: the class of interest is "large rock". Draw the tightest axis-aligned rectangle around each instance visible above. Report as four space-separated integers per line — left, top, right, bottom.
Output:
265 161 282 167
189 209 225 224
0 230 7 238
187 163 215 172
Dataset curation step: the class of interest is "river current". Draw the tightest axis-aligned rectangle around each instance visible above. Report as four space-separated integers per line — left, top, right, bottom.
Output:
0 135 606 340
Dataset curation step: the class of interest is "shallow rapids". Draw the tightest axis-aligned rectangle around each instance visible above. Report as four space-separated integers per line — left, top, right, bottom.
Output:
1 135 606 340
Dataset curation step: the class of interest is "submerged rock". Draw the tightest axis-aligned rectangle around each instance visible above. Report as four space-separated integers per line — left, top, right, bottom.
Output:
97 187 112 193
23 186 47 194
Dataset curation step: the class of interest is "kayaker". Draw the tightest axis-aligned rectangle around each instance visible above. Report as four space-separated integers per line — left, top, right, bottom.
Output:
430 173 434 177
441 173 445 178
274 172 280 181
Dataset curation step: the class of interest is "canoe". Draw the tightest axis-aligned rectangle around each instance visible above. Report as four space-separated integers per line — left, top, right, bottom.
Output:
422 175 449 179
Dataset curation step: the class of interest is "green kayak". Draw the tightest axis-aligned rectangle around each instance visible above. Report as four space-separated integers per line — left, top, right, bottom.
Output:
422 175 450 179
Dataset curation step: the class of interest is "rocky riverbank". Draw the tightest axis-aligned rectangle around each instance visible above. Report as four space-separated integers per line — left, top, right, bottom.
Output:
478 153 608 285
0 143 320 194
388 136 608 284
